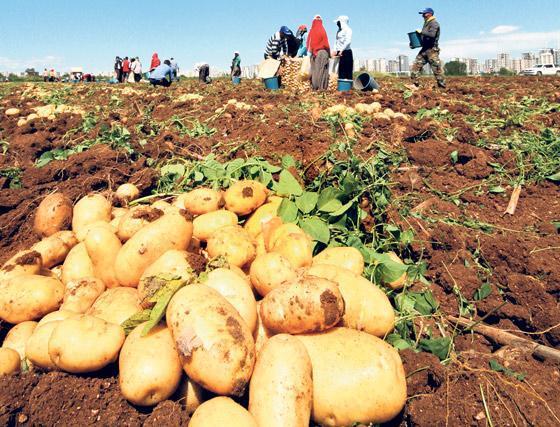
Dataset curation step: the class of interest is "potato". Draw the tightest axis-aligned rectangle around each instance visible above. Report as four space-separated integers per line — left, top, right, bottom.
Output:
243 197 282 238
260 275 344 334
189 397 258 427
151 200 179 214
61 277 106 313
166 285 255 396
253 302 274 355
50 265 63 281
37 309 78 326
117 206 163 242
177 377 208 415
224 180 268 216
255 233 267 257
178 188 224 215
271 233 313 269
0 275 64 324
49 315 125 373
307 264 395 337
111 207 128 222
250 252 297 297
0 250 42 280
119 323 182 406
32 231 78 269
384 252 408 290
192 210 238 242
34 193 73 237
313 247 365 276
206 225 256 268
87 287 142 326
203 268 257 332
115 183 140 205
297 328 406 426
266 222 305 250
61 242 94 285
72 194 112 241
25 321 60 370
84 225 122 288
0 348 21 376
2 321 38 360
249 334 312 427
114 212 193 287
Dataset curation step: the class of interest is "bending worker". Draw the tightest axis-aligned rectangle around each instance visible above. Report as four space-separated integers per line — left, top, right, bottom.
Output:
231 52 241 78
264 26 292 59
149 60 173 87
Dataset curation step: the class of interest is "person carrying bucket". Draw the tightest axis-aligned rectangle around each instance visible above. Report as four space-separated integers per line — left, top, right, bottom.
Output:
333 16 353 81
264 26 292 60
410 7 446 89
231 52 241 78
307 16 330 90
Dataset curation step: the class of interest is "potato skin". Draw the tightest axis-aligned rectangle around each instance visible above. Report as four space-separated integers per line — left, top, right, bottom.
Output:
61 242 94 285
25 321 61 370
250 252 297 297
177 377 208 415
271 233 313 269
2 321 38 360
224 180 268 216
179 188 224 216
0 275 64 324
312 247 365 276
34 193 73 238
192 210 238 242
114 213 193 287
117 206 163 242
115 183 140 205
86 287 142 326
0 348 21 376
61 277 106 314
72 194 112 241
206 225 256 268
48 315 125 373
84 226 122 288
189 397 258 427
166 285 256 396
253 302 274 355
119 323 182 406
307 264 395 337
297 328 407 426
260 276 344 334
0 250 43 280
243 197 282 238
249 334 312 427
32 231 78 269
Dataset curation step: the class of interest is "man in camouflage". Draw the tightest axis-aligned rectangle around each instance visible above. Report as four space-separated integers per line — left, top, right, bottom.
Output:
410 7 446 89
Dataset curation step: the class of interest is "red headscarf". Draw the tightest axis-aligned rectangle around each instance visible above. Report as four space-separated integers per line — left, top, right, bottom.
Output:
150 53 161 71
307 17 330 56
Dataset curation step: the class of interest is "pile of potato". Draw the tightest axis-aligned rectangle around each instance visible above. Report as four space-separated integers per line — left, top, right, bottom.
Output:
4 103 86 127
279 57 311 93
214 99 255 114
0 179 407 426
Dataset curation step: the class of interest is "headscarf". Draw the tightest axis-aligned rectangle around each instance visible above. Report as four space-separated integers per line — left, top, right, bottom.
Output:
307 16 330 56
150 53 161 70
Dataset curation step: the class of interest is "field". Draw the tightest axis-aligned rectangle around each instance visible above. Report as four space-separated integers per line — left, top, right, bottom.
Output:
0 76 559 426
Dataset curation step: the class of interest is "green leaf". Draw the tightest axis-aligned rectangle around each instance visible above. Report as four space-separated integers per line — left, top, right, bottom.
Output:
276 170 303 197
411 291 439 315
121 309 152 335
331 199 355 217
547 171 560 182
450 150 459 164
277 199 299 223
295 191 319 214
142 279 186 336
318 198 343 213
281 155 296 169
474 282 492 301
386 334 413 351
299 217 330 244
371 252 409 284
317 187 343 212
489 186 506 194
419 337 452 361
489 359 526 381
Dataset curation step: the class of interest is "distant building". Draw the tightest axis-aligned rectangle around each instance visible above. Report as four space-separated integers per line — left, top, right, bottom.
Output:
387 60 399 73
397 55 409 73
483 59 497 73
511 59 523 74
554 49 560 66
539 48 554 65
521 52 537 70
453 57 479 75
497 53 512 70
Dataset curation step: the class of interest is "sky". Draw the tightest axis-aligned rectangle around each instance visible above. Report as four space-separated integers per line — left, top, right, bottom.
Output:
1 0 560 74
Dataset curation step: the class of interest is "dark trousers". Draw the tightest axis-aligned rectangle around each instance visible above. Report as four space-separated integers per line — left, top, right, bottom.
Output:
122 72 129 82
199 65 210 83
116 69 123 83
149 78 171 87
134 73 142 82
338 49 354 80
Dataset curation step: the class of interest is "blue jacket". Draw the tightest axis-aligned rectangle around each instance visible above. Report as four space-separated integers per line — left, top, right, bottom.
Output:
150 64 173 81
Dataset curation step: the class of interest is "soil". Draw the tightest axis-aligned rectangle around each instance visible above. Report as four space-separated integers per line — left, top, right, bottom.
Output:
0 77 559 425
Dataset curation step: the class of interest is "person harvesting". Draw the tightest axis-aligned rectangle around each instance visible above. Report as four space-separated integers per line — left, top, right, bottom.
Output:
333 16 353 81
264 26 292 60
307 16 330 90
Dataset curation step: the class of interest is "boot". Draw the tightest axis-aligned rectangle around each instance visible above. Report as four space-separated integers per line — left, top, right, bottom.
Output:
437 80 446 89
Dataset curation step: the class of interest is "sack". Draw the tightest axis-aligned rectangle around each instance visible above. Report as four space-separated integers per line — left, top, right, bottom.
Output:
258 58 281 79
330 57 340 75
300 56 311 79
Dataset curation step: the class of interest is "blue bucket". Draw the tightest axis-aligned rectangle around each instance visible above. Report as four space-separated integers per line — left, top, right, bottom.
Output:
354 73 379 92
264 76 279 90
408 31 422 49
337 79 353 92
232 76 241 85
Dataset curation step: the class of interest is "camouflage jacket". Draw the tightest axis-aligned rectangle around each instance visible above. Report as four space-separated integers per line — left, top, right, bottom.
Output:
420 17 440 51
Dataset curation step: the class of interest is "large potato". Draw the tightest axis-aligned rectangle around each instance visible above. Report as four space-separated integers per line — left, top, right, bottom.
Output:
249 252 297 297
0 348 21 376
33 193 73 238
189 397 258 427
166 285 255 396
84 225 122 288
243 197 282 238
0 250 42 280
178 188 224 215
61 277 106 313
271 233 313 269
206 225 256 268
192 210 238 242
49 315 125 373
249 334 312 427
224 180 268 216
61 242 94 285
312 247 365 276
307 264 395 337
114 212 193 287
87 287 142 325
119 323 182 406
117 206 163 242
0 275 64 324
266 222 306 250
260 276 344 334
2 321 37 360
297 328 407 426
25 321 60 370
72 194 112 241
32 231 78 269
203 268 257 332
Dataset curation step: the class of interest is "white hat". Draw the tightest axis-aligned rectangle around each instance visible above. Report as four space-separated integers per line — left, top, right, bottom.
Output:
314 15 322 20
334 15 349 23
234 51 240 55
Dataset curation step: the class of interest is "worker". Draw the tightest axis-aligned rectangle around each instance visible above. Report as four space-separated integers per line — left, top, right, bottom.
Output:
296 25 308 57
122 57 131 83
231 52 241 78
149 60 173 87
333 16 353 81
131 57 143 82
264 26 292 60
150 53 161 72
307 16 330 90
410 7 446 89
196 63 211 83
170 58 179 81
42 68 48 82
114 56 122 83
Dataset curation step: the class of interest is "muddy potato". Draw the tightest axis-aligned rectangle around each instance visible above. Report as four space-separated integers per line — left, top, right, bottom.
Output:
224 180 268 216
117 206 163 242
206 225 256 268
0 275 64 324
307 264 395 337
87 287 142 326
72 194 112 241
177 377 208 415
115 212 193 287
260 276 344 334
271 233 313 269
151 200 179 215
0 348 21 376
250 252 297 297
312 247 365 276
166 285 256 396
2 321 37 360
49 315 125 373
33 193 73 237
0 250 42 280
178 188 224 215
32 231 78 269
249 334 313 427
189 397 258 427
84 225 121 288
203 268 257 332
192 210 238 242
61 277 106 313
243 197 283 238
297 328 407 426
25 321 61 370
119 323 182 406
61 242 94 285
115 183 140 205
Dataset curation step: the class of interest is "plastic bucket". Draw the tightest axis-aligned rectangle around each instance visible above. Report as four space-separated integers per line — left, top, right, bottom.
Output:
232 76 241 85
264 76 279 90
353 73 379 92
337 79 353 92
408 31 422 49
